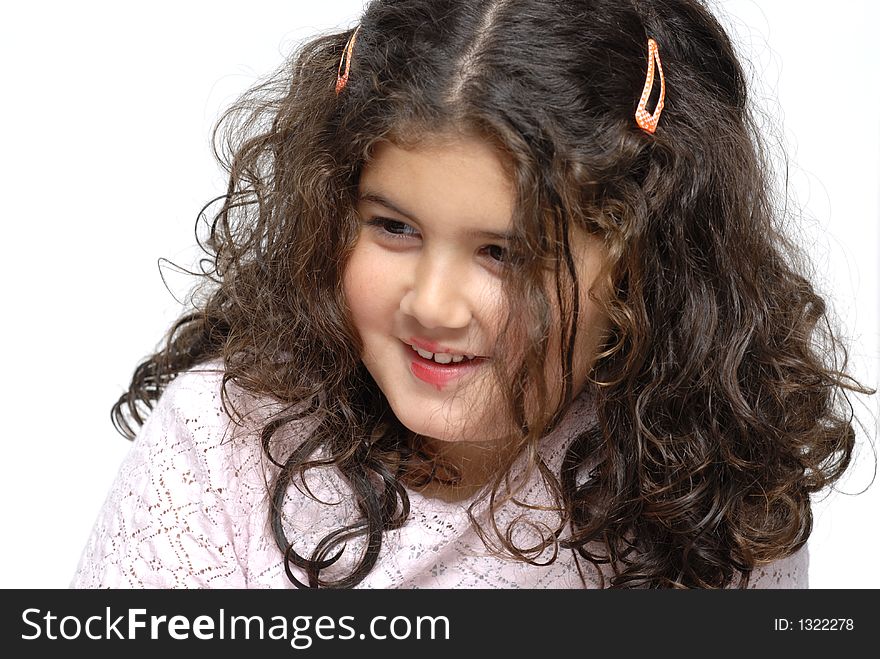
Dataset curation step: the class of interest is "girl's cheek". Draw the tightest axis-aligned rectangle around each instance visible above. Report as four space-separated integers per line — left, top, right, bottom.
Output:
477 282 508 337
344 240 387 297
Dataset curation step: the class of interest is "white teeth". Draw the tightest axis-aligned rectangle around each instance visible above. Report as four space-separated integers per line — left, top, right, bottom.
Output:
410 345 477 364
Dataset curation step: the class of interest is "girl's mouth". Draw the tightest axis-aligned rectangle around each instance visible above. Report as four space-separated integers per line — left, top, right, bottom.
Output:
403 342 488 390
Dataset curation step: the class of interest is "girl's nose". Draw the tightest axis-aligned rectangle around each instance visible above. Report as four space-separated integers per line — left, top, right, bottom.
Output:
400 257 472 330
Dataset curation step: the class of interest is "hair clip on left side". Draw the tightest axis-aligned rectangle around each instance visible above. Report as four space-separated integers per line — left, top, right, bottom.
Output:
336 26 361 95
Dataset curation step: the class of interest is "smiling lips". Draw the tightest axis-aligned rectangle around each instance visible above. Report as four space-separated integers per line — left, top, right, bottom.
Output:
404 338 487 390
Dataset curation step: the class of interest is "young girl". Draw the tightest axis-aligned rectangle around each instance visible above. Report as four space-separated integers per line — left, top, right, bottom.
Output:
72 0 872 589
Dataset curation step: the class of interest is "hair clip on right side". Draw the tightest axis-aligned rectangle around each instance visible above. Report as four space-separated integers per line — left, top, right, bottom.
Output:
635 38 665 134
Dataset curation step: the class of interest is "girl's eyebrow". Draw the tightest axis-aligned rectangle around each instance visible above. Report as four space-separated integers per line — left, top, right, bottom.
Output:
358 189 513 241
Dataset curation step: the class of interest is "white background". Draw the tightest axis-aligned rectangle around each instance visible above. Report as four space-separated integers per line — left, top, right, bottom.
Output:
0 1 876 588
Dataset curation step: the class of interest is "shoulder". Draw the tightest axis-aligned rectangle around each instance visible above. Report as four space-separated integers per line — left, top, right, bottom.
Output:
72 361 293 588
745 545 809 589
139 360 291 460
140 359 271 482
150 360 246 432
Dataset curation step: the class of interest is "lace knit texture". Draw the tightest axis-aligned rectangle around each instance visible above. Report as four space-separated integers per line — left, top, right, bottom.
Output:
72 364 808 588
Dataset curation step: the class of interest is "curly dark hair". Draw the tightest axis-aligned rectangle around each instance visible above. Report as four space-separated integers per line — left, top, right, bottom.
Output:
112 0 874 588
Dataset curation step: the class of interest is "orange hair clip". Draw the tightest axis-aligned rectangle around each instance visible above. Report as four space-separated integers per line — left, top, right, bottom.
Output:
634 38 665 134
336 26 361 95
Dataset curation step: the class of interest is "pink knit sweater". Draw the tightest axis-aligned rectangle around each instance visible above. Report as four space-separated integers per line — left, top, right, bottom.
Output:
72 363 808 588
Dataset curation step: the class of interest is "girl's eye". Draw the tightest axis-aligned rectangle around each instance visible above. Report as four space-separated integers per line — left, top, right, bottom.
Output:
366 217 419 238
482 244 507 263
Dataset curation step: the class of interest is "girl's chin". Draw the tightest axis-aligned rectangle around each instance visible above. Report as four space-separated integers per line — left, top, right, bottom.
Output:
393 410 506 444
397 421 470 443
382 381 509 443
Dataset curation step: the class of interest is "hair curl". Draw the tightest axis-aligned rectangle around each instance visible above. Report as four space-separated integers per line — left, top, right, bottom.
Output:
113 0 874 588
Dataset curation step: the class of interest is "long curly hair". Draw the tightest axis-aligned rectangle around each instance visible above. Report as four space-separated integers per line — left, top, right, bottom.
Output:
112 0 874 588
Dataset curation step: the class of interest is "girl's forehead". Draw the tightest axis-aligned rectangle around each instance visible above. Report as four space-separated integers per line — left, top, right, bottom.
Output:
364 132 511 176
358 136 516 232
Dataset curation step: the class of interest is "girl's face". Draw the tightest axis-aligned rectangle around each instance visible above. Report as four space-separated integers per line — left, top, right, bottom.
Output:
343 134 608 444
